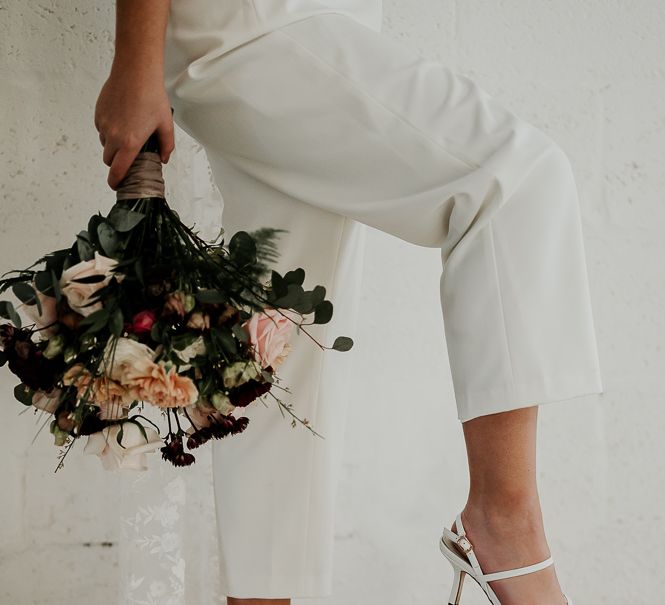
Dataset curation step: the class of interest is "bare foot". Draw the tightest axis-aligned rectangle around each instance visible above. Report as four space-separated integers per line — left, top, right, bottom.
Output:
449 506 568 605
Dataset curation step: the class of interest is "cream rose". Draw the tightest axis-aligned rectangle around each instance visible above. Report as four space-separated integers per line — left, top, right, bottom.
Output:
241 308 299 369
102 337 156 382
83 421 162 471
59 251 123 317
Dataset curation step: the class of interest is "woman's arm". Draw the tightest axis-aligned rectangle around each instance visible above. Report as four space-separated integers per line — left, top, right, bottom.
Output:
94 0 174 190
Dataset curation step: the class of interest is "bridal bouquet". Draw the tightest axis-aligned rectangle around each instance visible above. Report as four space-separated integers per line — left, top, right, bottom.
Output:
0 131 352 472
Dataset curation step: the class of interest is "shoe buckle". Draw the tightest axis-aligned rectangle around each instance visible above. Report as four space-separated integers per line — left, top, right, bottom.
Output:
456 534 473 554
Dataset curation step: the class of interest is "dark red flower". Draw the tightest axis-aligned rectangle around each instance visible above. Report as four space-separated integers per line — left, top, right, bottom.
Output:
132 310 157 335
160 434 195 467
5 328 62 391
187 413 249 449
228 378 271 407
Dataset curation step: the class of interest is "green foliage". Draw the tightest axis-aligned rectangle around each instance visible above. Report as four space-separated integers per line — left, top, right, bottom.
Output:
107 205 146 232
14 383 33 406
78 307 110 334
332 336 354 351
0 300 21 327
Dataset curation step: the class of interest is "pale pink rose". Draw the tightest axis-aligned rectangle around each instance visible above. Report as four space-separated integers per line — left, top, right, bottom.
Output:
102 337 156 383
241 308 299 369
128 362 199 408
17 283 58 337
59 251 123 317
31 387 63 414
83 422 162 471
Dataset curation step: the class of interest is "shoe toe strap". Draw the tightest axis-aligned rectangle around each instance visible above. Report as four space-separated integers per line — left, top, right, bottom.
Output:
481 556 554 582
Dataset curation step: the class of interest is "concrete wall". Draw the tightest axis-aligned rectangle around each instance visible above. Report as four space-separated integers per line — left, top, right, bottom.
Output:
1 1 663 603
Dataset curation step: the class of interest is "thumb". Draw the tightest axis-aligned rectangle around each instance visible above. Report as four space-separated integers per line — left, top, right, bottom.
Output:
156 119 175 164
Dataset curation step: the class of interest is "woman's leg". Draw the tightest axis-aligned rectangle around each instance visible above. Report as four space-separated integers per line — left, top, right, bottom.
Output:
453 406 566 605
166 11 603 600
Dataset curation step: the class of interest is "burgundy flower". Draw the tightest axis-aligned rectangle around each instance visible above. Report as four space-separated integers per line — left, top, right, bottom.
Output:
132 310 157 335
160 434 195 467
5 328 62 391
187 413 249 449
227 378 272 407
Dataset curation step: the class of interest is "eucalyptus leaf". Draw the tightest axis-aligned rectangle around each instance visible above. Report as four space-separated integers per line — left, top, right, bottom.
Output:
14 383 33 406
272 283 305 308
69 273 107 284
12 282 37 305
231 323 249 343
283 268 305 286
97 221 119 256
34 270 54 295
79 307 109 334
212 327 237 356
0 300 21 327
270 270 288 299
332 336 353 351
228 231 257 267
311 285 326 306
109 307 124 337
76 231 95 261
195 289 226 304
50 269 62 303
107 206 146 232
313 300 333 324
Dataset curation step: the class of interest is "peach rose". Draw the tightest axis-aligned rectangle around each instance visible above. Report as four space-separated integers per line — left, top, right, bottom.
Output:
128 362 198 408
83 422 162 471
62 363 94 394
241 308 299 369
89 375 134 419
59 251 123 317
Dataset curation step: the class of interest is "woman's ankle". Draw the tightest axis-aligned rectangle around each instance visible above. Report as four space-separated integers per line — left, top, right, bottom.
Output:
461 494 545 536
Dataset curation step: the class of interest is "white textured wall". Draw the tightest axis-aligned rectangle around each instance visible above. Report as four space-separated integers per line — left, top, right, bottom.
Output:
1 1 663 604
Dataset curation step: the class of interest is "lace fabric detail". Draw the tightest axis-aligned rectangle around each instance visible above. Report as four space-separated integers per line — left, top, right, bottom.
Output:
116 138 226 604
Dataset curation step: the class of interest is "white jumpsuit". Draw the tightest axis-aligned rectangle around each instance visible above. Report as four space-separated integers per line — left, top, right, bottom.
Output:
163 0 604 598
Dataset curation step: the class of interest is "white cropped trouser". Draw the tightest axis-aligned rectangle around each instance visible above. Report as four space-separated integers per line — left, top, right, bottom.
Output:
164 9 604 599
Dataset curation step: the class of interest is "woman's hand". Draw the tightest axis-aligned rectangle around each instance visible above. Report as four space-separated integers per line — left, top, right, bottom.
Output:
94 71 175 191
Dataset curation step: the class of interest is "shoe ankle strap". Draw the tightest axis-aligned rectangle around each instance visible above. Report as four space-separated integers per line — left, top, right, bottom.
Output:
446 511 555 583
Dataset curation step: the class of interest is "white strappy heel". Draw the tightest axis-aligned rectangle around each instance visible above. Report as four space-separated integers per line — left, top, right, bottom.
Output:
439 512 572 605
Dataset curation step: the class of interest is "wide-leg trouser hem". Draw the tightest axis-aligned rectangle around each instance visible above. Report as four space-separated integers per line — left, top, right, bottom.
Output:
456 367 604 422
220 572 332 600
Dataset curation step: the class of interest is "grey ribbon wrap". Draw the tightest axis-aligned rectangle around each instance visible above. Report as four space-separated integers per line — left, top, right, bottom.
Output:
115 151 165 200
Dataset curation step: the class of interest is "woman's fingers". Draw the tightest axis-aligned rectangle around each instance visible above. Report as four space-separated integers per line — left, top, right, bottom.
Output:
106 143 141 191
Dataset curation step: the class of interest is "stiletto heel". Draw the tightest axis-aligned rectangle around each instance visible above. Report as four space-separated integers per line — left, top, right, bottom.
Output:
439 511 573 605
448 566 466 605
